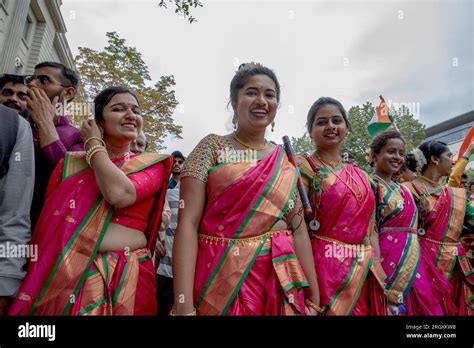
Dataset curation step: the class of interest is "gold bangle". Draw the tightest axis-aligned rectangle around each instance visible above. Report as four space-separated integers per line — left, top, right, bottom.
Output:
305 299 324 314
84 137 106 149
85 145 105 165
169 307 197 316
87 148 107 167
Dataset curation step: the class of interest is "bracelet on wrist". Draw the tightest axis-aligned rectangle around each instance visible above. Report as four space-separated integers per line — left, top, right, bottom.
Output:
85 137 106 149
86 148 107 168
305 298 324 314
169 307 197 316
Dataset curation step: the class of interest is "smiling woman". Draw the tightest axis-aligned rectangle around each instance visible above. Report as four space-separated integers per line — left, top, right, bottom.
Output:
172 63 321 316
297 97 387 316
8 87 172 316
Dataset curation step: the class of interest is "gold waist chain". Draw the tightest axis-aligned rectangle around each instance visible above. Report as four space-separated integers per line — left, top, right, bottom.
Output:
313 234 372 251
198 230 292 247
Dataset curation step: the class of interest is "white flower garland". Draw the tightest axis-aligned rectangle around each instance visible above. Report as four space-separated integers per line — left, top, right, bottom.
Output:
410 148 427 174
364 148 374 165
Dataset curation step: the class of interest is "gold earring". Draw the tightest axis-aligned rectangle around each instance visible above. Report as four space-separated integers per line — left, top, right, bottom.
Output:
271 121 275 132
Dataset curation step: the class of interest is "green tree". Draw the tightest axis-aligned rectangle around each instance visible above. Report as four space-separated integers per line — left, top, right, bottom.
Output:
75 32 182 151
291 102 426 173
158 0 203 23
291 134 312 156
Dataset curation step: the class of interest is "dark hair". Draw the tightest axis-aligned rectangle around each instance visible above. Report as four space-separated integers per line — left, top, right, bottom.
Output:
172 150 185 160
93 87 139 124
461 173 468 180
306 97 351 134
229 63 280 108
405 140 449 173
370 131 405 154
35 61 79 90
469 180 474 189
0 74 26 90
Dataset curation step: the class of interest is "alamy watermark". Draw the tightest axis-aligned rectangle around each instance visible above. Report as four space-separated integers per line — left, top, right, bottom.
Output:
387 99 420 120
0 242 38 262
55 101 94 117
217 148 258 166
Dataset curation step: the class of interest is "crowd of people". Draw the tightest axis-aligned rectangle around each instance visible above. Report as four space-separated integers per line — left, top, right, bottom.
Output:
0 61 472 316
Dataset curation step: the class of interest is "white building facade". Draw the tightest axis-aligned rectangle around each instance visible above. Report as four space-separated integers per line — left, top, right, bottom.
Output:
0 0 75 75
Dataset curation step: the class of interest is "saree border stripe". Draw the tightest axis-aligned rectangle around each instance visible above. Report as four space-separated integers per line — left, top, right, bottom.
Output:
447 249 458 283
29 196 104 315
63 208 113 315
221 236 267 315
123 154 170 175
435 188 455 267
196 148 289 311
272 254 298 264
63 152 89 180
347 257 372 315
270 168 298 229
195 243 234 309
233 148 285 239
87 268 100 277
101 254 109 282
112 252 131 307
325 251 360 315
404 248 421 299
282 281 309 293
78 298 106 316
386 233 413 288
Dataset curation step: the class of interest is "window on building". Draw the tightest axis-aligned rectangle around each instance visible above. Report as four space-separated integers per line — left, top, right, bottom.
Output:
23 15 32 41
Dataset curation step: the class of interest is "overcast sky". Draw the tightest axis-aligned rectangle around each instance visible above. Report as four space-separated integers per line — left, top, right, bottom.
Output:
61 0 473 154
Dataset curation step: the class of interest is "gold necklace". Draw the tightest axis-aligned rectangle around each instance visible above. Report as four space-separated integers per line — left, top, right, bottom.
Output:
107 150 129 159
373 174 396 193
232 132 267 151
315 153 364 203
314 152 341 168
419 175 441 187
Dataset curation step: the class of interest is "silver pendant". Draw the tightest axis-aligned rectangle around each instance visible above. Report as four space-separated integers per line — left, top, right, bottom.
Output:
309 220 320 231
417 228 425 236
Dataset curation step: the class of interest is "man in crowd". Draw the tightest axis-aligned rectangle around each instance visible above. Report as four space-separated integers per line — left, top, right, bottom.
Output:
156 150 185 316
168 150 184 189
0 74 29 118
25 61 84 228
0 105 34 315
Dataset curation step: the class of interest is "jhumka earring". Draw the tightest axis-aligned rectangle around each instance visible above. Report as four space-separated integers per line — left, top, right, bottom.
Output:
271 121 275 132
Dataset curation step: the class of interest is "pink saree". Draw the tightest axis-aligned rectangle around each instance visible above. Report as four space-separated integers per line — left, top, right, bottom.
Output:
8 152 171 315
375 181 446 315
194 146 309 315
405 183 474 315
298 156 386 316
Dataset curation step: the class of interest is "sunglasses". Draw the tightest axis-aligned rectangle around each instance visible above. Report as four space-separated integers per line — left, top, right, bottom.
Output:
174 159 184 164
24 75 70 87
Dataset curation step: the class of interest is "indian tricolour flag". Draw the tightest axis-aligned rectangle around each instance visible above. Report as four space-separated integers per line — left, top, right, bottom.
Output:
367 95 395 137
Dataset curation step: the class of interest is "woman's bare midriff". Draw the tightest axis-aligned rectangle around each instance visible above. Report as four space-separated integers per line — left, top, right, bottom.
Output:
99 223 147 252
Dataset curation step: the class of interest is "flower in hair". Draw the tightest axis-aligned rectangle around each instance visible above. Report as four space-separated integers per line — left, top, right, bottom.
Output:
410 148 427 174
364 148 374 165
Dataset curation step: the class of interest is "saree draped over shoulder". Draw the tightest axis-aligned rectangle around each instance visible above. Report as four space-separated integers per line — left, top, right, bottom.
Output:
8 152 172 315
375 181 446 315
192 144 309 315
298 155 386 316
404 183 474 315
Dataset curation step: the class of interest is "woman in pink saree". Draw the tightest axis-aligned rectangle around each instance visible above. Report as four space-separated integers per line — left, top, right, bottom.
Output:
405 141 474 315
298 97 386 316
369 131 446 315
8 87 171 315
172 63 320 316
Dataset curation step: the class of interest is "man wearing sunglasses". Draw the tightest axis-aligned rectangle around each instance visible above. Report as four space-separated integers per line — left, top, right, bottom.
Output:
0 74 29 118
25 61 84 229
169 151 185 189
